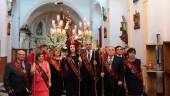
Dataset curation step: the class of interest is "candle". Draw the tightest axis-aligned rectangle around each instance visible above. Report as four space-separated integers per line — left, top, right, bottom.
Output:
57 15 60 21
59 20 63 27
79 22 82 28
52 20 56 28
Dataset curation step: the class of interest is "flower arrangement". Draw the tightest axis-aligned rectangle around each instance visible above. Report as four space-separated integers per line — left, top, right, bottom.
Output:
45 14 69 48
45 28 67 48
45 14 93 49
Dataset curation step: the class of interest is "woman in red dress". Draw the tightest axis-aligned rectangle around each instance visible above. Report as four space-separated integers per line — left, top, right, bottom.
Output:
31 52 51 96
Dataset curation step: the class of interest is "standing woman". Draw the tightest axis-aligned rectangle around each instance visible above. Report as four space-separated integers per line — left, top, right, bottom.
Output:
63 43 82 96
123 48 143 96
31 52 51 96
49 47 64 96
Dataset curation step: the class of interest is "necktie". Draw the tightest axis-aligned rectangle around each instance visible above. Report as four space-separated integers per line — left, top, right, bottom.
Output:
88 50 91 61
109 56 112 64
109 56 112 70
17 61 24 69
21 62 25 70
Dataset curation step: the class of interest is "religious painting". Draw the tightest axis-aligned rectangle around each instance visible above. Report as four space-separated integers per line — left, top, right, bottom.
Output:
133 11 140 30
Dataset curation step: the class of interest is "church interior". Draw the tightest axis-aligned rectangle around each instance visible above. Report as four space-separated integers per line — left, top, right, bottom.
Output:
0 0 170 96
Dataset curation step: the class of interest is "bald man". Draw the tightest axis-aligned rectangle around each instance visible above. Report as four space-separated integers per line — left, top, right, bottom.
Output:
4 49 31 96
101 46 126 96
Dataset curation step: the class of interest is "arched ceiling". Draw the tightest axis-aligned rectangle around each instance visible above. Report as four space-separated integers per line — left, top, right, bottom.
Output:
27 2 82 25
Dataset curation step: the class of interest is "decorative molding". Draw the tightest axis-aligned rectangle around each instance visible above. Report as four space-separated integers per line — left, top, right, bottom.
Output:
22 0 84 27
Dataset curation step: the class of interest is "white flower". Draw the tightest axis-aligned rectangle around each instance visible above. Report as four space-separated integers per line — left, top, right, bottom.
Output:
45 28 67 48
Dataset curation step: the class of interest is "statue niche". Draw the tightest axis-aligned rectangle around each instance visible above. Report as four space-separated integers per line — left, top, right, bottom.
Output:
36 22 43 36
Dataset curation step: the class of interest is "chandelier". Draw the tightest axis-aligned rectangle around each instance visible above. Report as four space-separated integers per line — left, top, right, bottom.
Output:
45 7 92 48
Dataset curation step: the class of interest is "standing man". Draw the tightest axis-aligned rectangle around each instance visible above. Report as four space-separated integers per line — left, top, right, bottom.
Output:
40 44 50 61
115 46 126 60
4 49 31 96
101 46 126 96
80 40 100 96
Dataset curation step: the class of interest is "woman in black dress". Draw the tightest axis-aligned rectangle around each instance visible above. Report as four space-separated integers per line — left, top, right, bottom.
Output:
63 43 82 96
49 47 64 96
123 48 144 96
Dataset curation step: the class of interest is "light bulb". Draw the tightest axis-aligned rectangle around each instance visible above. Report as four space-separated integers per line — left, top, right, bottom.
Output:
79 22 82 28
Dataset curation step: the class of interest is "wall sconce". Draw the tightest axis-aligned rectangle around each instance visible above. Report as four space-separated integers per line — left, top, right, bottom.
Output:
7 22 11 36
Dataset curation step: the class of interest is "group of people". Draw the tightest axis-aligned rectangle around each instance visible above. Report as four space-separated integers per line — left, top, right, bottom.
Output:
3 40 145 96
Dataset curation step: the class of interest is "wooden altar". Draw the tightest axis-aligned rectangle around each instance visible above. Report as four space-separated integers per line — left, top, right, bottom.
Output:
0 57 7 82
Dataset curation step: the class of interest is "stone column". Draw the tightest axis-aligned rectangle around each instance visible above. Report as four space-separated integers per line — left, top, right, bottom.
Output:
0 0 12 62
0 0 8 57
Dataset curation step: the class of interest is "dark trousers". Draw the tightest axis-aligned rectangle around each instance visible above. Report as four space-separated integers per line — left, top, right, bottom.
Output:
50 78 63 96
104 77 126 96
96 78 103 96
81 78 96 96
65 77 79 96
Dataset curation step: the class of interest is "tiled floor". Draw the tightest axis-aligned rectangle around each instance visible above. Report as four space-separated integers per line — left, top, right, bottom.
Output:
0 83 8 96
0 93 8 96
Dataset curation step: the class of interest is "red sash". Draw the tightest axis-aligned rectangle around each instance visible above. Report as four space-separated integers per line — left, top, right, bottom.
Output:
13 61 29 89
80 50 95 78
67 57 82 81
35 62 50 88
50 58 63 76
101 55 118 80
123 60 143 82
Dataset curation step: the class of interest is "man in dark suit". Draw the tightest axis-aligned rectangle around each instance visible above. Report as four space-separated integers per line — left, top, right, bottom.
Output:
80 40 100 96
4 49 31 96
101 46 126 96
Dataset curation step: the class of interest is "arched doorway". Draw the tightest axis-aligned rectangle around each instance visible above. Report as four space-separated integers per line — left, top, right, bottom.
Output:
23 3 82 48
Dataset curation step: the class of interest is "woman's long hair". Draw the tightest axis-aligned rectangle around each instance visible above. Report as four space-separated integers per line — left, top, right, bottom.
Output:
67 44 78 57
52 47 61 58
34 49 44 64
